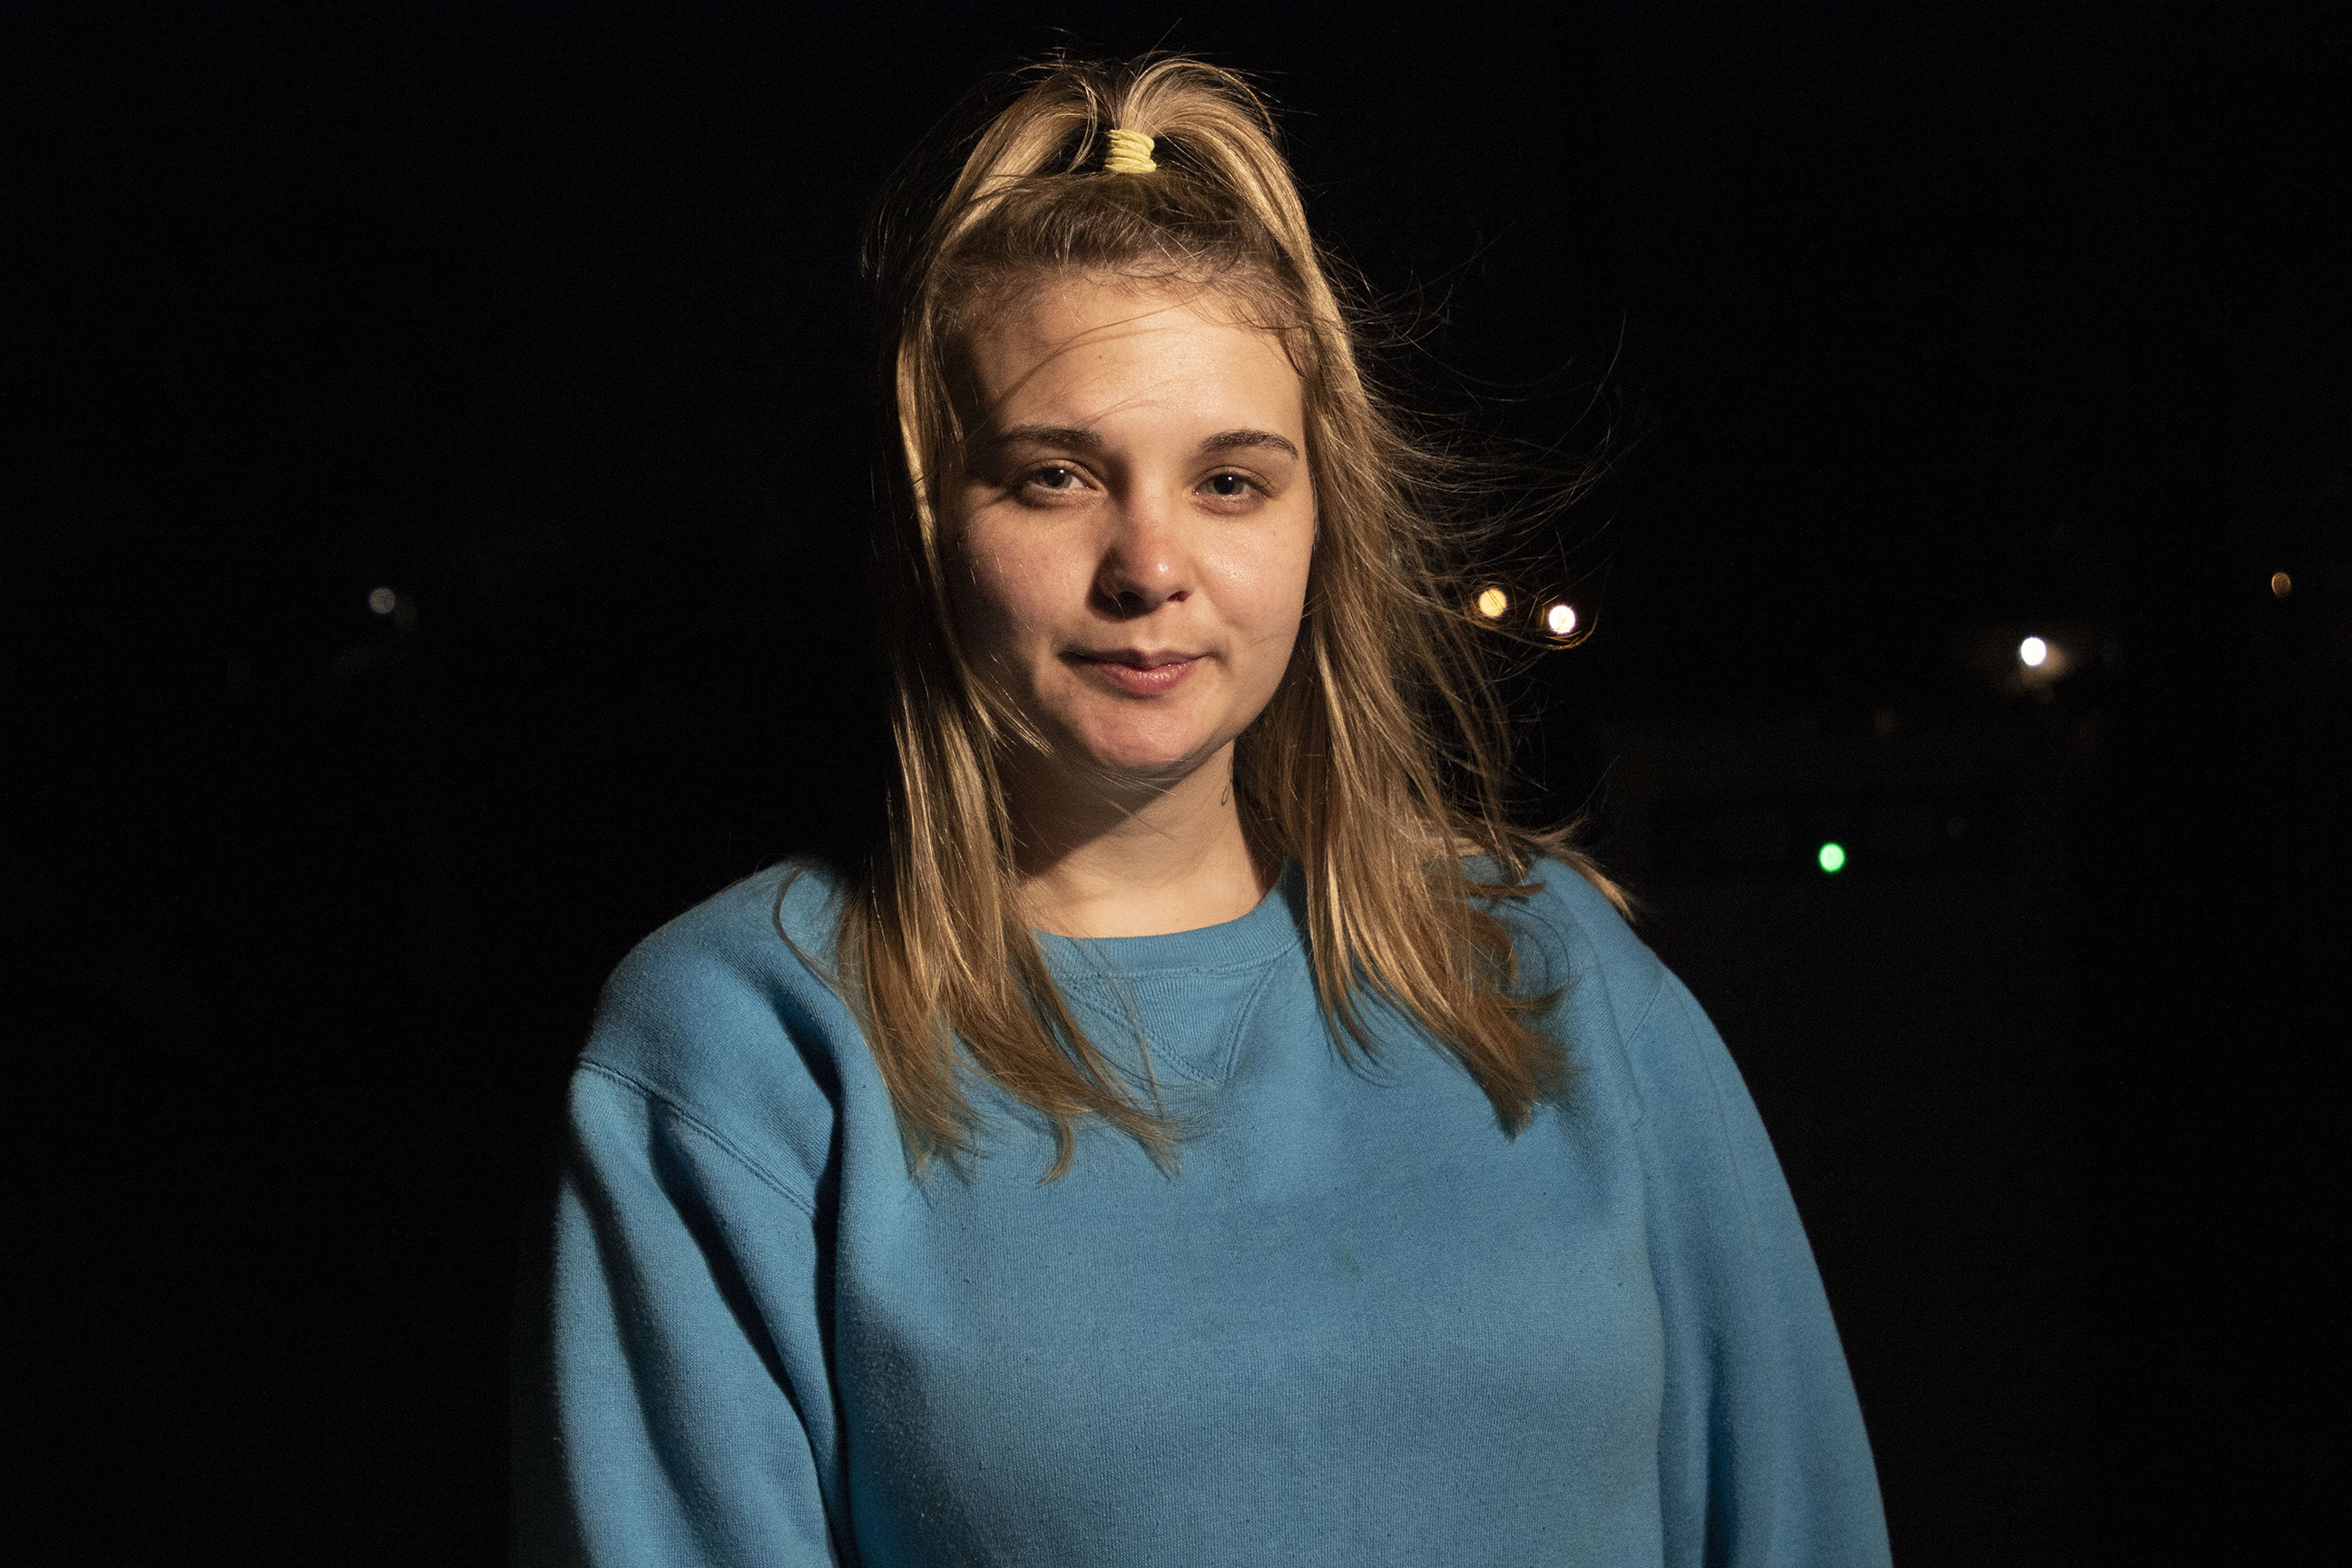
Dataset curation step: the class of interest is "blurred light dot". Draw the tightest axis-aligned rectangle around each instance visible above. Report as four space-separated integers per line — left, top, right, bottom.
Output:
1544 602 1578 637
1476 587 1509 619
2018 635 2049 668
368 586 397 616
2271 571 2293 598
1818 841 1847 874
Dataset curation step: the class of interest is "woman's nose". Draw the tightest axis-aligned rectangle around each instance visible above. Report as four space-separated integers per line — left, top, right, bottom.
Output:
1093 495 1191 617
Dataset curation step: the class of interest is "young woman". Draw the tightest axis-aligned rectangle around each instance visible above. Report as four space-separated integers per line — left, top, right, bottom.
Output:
516 55 1891 1566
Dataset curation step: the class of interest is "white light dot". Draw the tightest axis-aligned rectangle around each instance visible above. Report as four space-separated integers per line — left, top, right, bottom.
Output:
1475 587 1508 619
1545 602 1578 638
2018 635 2048 669
368 586 397 616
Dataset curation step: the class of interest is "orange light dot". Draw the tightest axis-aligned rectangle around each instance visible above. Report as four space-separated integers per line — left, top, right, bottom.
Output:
2271 571 2293 598
1476 587 1509 619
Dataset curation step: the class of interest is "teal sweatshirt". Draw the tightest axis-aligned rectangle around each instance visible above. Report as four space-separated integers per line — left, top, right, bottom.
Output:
514 859 1892 1566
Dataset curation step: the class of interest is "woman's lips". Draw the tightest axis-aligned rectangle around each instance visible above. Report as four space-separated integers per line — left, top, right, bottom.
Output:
1068 651 1202 695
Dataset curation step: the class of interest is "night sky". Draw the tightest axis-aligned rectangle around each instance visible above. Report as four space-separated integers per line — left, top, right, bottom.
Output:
13 5 2349 1563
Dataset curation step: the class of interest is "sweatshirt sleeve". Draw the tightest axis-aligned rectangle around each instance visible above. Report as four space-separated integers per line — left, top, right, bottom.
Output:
512 1063 841 1567
1630 966 1894 1568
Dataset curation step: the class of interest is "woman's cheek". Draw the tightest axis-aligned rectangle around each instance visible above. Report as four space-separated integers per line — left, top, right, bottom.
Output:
997 552 1077 651
958 534 1048 657
1218 537 1312 639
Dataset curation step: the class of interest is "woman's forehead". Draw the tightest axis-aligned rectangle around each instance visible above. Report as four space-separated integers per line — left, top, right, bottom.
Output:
963 274 1305 426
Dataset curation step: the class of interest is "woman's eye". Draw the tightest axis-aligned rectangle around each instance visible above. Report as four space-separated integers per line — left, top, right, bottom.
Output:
1028 466 1081 491
1203 473 1255 499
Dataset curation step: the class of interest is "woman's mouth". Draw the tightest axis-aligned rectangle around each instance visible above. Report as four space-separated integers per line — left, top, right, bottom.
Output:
1068 650 1203 695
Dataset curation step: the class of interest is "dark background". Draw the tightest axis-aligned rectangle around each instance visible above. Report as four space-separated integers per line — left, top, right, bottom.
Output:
11 4 2347 1563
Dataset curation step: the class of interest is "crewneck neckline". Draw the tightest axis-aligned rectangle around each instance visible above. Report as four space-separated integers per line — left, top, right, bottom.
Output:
1034 859 1308 979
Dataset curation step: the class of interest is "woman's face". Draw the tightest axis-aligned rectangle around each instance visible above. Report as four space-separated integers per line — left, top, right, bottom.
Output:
952 273 1315 789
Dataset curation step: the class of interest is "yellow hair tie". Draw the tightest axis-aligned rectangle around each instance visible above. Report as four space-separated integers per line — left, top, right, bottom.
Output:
1102 128 1157 175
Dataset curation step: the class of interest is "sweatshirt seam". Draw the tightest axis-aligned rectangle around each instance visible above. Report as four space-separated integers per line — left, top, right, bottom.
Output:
1214 956 1289 1081
1055 989 1226 1089
1616 961 1673 1062
1539 883 1671 1132
1609 965 1674 1135
578 1058 819 1220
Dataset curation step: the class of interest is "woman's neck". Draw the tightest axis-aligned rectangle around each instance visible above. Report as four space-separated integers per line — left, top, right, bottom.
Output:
1006 740 1274 938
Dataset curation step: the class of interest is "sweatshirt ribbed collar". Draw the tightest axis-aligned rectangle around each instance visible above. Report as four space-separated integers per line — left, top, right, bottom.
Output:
1033 859 1307 980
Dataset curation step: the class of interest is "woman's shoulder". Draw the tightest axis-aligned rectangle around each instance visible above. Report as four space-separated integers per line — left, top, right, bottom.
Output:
1508 856 1759 1142
575 858 857 1158
597 857 847 1000
1501 855 1671 1024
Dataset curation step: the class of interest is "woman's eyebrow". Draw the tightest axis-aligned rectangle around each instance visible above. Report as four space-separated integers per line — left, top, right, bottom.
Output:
990 424 1103 453
1198 428 1300 460
980 426 1301 461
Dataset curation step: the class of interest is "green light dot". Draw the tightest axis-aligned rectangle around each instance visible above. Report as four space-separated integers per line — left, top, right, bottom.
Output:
1818 841 1847 874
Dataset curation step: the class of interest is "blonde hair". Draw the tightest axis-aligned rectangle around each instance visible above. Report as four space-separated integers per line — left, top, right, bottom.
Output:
816 53 1625 1185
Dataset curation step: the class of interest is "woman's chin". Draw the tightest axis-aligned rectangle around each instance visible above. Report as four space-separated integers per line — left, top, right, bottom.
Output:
1066 727 1221 785
1082 746 1210 784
